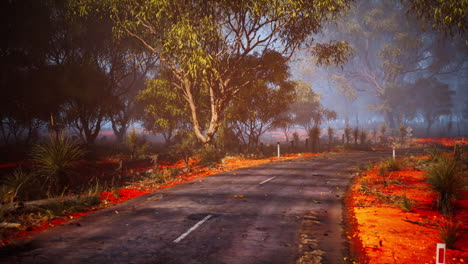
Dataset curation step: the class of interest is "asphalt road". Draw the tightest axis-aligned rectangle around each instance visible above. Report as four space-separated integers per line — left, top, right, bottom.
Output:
1 149 422 264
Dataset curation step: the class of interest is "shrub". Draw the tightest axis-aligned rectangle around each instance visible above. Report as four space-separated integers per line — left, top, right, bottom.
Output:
43 196 100 216
427 157 462 215
150 168 180 184
426 147 443 162
126 129 150 159
31 136 86 195
378 158 400 186
1 168 43 202
398 195 413 212
385 158 400 171
199 145 224 166
380 158 400 174
440 220 461 249
172 130 198 169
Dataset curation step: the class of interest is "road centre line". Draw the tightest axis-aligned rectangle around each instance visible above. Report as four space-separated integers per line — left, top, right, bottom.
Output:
259 176 276 185
173 214 212 243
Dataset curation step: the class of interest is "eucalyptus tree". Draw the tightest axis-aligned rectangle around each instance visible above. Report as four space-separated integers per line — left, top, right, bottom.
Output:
108 53 156 143
291 80 336 132
404 0 467 37
0 0 61 144
227 51 296 153
64 2 153 145
137 71 190 146
408 78 454 135
76 0 353 145
326 0 466 129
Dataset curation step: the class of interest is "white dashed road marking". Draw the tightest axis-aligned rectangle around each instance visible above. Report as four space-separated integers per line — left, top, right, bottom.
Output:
259 176 276 185
173 214 212 243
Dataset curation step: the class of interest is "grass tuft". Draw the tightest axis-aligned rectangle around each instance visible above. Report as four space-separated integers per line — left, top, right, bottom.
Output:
427 157 462 215
1 168 43 202
31 135 86 195
398 195 413 212
426 147 443 162
440 220 461 249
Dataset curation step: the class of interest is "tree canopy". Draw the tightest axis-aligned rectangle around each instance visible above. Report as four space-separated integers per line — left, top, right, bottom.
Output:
77 0 354 144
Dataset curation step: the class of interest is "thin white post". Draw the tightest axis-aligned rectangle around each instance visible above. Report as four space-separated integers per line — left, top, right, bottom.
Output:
277 142 280 160
436 243 446 264
392 147 396 160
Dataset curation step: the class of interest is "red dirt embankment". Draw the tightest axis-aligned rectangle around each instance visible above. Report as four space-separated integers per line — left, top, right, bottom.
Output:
346 157 467 264
1 153 320 245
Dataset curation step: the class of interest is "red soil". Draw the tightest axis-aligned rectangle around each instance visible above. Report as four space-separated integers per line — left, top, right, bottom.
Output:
347 158 467 263
1 153 320 245
416 137 468 147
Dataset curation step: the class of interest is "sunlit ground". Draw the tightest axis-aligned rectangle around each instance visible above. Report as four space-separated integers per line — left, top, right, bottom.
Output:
347 155 467 263
0 152 321 245
1 138 466 264
415 137 468 147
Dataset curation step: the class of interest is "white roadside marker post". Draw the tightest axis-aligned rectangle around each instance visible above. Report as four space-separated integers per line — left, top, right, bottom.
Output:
277 142 280 160
392 147 396 160
436 243 446 264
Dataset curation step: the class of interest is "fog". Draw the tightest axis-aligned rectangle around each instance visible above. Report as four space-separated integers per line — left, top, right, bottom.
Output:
286 0 468 139
1 0 467 155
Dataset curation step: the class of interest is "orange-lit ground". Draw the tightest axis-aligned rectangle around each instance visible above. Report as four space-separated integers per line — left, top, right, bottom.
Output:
346 157 467 263
415 137 468 147
1 153 321 245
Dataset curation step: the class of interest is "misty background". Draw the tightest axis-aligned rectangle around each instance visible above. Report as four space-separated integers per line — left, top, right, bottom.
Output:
1 0 467 158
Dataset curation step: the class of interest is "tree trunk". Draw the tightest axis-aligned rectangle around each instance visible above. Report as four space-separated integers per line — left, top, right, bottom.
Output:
111 118 127 143
385 111 396 130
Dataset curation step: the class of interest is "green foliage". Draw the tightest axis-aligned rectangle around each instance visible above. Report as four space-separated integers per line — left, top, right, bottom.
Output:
1 168 43 202
313 40 353 66
150 168 180 184
427 157 463 215
379 158 400 182
199 146 224 167
398 195 413 212
405 0 467 37
41 196 101 218
125 129 150 159
327 0 465 133
171 130 199 169
76 0 353 144
426 147 443 162
385 158 400 172
31 136 86 194
137 77 188 142
227 51 296 153
440 220 461 249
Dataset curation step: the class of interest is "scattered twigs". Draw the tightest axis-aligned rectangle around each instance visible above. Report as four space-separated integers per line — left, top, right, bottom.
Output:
401 219 442 229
